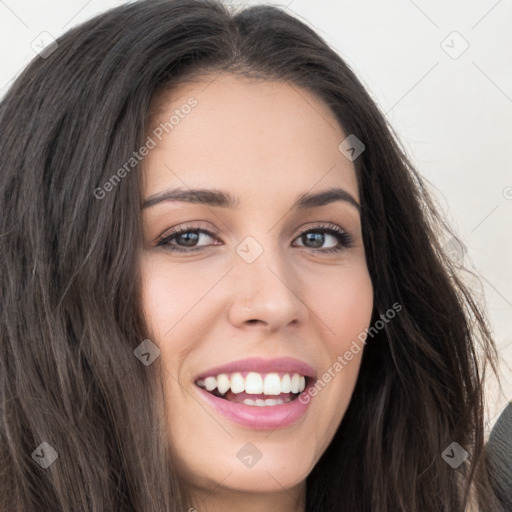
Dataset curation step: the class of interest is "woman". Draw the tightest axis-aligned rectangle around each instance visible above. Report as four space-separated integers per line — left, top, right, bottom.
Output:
0 0 504 510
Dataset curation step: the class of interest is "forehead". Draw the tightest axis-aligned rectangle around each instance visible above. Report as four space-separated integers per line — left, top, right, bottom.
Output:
142 73 358 202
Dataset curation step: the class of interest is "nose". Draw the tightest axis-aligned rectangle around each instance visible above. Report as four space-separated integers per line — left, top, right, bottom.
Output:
227 241 308 333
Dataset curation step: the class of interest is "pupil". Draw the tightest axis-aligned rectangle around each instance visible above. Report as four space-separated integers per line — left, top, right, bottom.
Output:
304 232 323 248
179 232 198 246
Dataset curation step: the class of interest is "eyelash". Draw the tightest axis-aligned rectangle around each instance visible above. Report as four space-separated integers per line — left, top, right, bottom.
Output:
156 223 354 254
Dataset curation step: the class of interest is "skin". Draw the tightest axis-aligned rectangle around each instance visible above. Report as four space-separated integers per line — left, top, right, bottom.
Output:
139 73 374 512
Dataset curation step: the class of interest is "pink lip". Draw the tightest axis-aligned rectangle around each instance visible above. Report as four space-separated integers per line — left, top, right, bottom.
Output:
193 356 317 382
195 381 315 430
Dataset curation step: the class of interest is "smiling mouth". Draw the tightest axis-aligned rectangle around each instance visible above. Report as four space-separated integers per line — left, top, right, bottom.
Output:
195 371 312 406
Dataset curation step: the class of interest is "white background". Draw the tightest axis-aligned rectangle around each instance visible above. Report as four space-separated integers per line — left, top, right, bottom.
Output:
1 0 511 430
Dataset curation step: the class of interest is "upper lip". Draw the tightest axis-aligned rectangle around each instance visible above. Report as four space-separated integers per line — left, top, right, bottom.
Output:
194 357 317 382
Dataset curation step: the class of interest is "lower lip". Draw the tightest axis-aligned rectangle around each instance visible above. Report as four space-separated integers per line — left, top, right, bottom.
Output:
195 385 314 430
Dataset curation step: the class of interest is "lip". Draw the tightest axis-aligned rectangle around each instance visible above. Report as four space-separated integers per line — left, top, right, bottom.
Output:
193 356 317 382
195 379 315 430
193 357 317 430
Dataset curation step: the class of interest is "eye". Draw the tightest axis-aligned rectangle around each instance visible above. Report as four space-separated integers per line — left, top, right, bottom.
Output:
156 225 219 253
292 223 354 253
155 222 354 254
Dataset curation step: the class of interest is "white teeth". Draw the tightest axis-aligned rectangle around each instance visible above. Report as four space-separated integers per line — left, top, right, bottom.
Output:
290 374 300 393
204 376 217 391
242 398 285 406
245 372 263 394
280 374 291 393
230 372 245 393
197 371 309 396
263 373 282 395
216 373 230 395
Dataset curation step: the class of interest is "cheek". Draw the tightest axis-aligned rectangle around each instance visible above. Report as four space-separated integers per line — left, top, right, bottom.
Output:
308 265 373 420
309 263 374 344
139 257 214 338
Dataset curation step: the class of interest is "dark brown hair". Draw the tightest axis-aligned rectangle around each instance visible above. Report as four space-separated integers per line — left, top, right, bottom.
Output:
0 0 503 510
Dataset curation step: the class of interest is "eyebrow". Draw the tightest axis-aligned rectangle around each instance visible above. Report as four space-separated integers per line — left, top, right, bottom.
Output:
141 187 360 212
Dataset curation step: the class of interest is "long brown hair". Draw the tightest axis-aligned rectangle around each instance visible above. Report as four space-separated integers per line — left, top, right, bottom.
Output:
0 0 503 510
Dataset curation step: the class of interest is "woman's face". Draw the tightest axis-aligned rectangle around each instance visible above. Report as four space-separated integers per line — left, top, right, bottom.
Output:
140 73 373 507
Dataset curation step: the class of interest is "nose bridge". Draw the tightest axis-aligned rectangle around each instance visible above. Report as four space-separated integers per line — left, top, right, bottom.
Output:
235 232 286 285
228 232 304 328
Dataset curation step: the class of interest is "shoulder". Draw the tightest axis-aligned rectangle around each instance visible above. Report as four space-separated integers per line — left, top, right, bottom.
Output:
486 402 512 509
